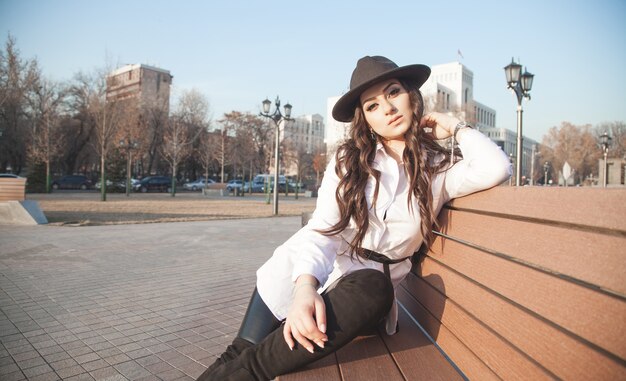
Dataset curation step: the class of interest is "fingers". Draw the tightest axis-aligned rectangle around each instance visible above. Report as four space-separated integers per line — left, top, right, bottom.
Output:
292 321 316 353
315 298 327 334
283 323 295 350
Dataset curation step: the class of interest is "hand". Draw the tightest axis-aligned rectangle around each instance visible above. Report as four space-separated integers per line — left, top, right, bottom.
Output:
420 112 460 140
283 283 328 353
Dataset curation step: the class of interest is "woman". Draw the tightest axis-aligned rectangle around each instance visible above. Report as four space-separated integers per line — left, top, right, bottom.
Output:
198 55 511 380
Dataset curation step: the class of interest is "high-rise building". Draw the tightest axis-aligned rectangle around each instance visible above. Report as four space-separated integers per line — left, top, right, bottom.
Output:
106 64 173 112
282 114 325 155
277 114 325 177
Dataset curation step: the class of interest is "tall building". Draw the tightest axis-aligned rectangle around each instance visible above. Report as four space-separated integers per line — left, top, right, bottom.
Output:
421 62 496 130
106 64 173 112
282 114 325 155
278 114 325 176
325 96 350 155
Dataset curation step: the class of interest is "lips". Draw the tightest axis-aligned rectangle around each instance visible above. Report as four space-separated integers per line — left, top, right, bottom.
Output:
388 115 403 126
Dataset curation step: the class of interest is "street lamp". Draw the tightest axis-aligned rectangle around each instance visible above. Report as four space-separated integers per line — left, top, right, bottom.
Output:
504 58 534 186
260 96 293 215
599 131 612 188
120 138 139 197
543 161 549 186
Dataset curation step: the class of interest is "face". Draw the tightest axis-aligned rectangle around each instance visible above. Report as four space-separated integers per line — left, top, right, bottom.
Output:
359 78 413 143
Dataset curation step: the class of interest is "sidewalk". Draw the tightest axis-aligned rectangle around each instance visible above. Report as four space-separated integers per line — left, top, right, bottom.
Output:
0 217 300 380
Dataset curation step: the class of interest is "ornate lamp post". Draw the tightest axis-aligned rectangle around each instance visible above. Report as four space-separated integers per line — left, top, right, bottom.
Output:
504 58 535 186
119 139 139 197
260 96 292 215
599 132 612 188
543 161 550 186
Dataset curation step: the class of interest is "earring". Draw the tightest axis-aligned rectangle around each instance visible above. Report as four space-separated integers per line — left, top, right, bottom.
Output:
370 129 376 141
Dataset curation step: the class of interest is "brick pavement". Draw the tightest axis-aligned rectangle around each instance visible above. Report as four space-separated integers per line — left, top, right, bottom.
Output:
0 217 301 380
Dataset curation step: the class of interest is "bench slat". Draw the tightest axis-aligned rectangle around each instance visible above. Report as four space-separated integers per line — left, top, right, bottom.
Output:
380 302 465 381
438 208 626 296
413 259 626 380
428 237 626 360
396 286 500 380
401 276 553 380
449 187 626 232
335 334 404 380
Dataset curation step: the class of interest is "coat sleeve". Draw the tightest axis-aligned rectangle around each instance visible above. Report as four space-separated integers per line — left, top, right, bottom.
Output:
256 156 344 319
439 129 512 203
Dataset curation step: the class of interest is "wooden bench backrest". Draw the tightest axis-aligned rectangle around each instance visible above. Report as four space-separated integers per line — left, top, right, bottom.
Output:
404 187 626 380
0 178 26 202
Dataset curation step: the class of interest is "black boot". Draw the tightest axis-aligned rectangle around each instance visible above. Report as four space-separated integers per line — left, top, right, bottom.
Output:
208 269 394 381
197 288 281 380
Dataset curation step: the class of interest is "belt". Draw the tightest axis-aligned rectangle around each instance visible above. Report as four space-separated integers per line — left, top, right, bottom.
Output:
359 248 410 279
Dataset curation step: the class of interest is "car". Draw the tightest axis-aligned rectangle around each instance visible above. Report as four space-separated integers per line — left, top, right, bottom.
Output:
135 176 173 193
243 181 264 193
95 178 139 191
0 173 21 178
183 178 215 191
51 175 92 190
225 179 244 192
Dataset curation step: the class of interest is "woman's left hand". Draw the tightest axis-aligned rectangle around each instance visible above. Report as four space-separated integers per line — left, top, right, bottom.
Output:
420 112 460 140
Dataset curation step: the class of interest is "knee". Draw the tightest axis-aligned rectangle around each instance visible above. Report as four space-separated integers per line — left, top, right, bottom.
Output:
342 269 394 310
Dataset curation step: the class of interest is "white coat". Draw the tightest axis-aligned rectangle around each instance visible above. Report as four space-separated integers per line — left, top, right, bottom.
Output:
256 129 511 334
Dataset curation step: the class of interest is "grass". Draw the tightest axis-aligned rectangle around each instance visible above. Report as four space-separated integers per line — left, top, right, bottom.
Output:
27 191 317 226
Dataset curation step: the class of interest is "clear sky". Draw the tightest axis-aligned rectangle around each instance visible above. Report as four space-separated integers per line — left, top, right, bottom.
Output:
1 0 625 141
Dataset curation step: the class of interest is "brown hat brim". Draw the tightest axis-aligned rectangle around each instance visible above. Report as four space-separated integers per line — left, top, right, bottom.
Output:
332 64 430 123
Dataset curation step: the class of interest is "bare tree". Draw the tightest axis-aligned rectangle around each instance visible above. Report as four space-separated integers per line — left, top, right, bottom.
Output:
0 34 40 174
161 90 206 195
82 68 124 201
27 78 66 192
540 122 601 185
312 151 327 188
178 89 210 181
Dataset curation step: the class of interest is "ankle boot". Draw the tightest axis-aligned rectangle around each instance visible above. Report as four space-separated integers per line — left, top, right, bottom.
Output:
197 288 281 380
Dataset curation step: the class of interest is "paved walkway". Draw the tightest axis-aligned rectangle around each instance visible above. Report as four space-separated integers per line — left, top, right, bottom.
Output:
0 217 301 380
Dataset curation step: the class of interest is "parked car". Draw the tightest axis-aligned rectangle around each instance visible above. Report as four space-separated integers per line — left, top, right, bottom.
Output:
0 173 21 178
95 178 139 191
243 181 264 193
135 176 173 193
183 178 215 191
225 179 244 192
51 175 92 190
253 174 286 192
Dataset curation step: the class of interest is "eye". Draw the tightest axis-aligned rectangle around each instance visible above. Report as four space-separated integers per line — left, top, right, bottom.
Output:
388 87 401 97
366 103 378 112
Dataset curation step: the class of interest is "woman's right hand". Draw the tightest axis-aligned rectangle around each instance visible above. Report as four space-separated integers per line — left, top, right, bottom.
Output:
283 281 328 353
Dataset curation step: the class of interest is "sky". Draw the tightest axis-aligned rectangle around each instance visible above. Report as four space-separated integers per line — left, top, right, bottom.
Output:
1 0 625 142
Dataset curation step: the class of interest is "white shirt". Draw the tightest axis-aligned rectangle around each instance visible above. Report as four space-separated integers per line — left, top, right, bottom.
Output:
256 129 511 333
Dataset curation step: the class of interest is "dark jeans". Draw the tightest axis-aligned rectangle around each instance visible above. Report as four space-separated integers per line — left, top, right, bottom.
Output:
197 268 394 381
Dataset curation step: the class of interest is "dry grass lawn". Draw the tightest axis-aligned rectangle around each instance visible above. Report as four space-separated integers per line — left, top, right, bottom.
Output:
28 192 316 226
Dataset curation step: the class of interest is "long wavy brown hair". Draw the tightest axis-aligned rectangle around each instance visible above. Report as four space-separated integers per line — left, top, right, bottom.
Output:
322 78 459 259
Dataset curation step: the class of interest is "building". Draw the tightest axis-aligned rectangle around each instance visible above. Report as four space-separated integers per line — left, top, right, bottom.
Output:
481 127 538 182
598 158 626 186
325 96 351 155
106 64 173 112
278 114 326 176
421 62 496 130
282 114 325 155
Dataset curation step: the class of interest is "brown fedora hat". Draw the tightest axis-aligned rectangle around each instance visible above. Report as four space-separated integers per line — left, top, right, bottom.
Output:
332 56 431 122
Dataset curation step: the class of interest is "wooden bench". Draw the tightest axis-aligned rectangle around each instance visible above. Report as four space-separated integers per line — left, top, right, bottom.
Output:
0 177 26 201
279 187 626 380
